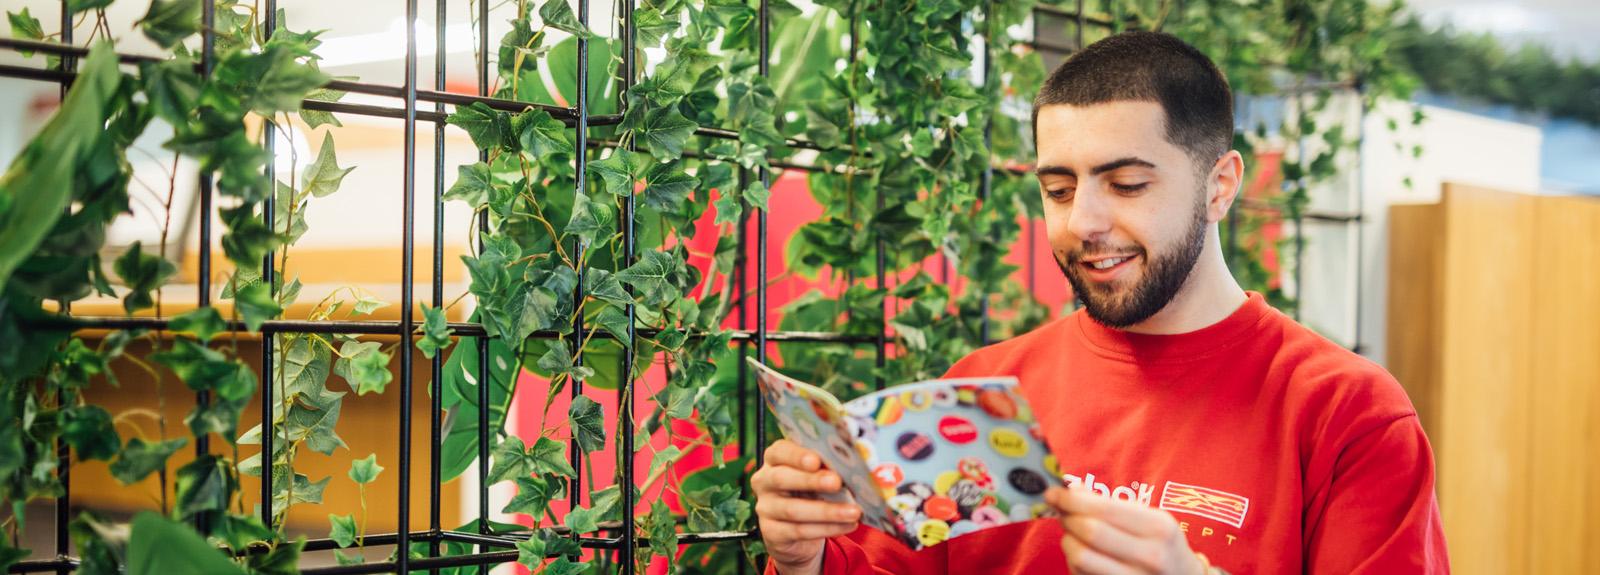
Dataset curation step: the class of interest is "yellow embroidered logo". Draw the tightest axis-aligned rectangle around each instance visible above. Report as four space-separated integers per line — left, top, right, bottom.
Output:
1158 482 1250 528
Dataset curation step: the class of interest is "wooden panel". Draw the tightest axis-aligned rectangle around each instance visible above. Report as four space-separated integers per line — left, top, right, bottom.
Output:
1386 203 1445 440
1435 183 1535 575
1529 195 1600 574
72 336 461 535
176 246 468 285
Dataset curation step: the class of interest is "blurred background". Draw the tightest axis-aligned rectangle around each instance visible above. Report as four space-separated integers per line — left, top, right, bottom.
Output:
2 0 1597 574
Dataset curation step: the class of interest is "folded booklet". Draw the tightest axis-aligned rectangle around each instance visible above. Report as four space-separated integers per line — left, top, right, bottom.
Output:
748 358 1064 550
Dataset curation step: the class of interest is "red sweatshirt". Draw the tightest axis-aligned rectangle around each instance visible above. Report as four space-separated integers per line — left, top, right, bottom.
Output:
765 292 1449 575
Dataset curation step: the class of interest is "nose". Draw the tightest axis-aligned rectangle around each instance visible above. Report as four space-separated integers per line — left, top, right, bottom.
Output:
1064 181 1113 244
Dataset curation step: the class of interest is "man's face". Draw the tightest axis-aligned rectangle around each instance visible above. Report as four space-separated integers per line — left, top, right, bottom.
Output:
1034 101 1213 329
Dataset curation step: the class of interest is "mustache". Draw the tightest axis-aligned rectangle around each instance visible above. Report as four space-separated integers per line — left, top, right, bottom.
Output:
1062 241 1147 264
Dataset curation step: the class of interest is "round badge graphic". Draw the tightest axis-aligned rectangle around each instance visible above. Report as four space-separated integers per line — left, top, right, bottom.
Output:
856 440 876 465
887 494 922 516
957 456 990 481
844 398 878 418
975 475 997 491
1042 454 1062 478
946 479 986 508
872 464 904 488
971 506 1007 527
1014 403 1035 424
901 390 932 411
977 389 1018 420
810 398 834 423
937 415 979 444
916 519 951 547
930 387 958 408
923 496 959 521
896 431 935 461
947 519 981 538
1007 468 1048 495
876 397 905 425
847 415 878 444
897 481 936 500
956 386 980 406
792 407 821 439
827 434 855 463
987 428 1028 458
933 471 963 496
1029 423 1048 441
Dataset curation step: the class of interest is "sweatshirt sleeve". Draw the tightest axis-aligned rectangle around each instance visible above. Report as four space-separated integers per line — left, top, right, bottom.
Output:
761 526 928 575
1302 415 1451 574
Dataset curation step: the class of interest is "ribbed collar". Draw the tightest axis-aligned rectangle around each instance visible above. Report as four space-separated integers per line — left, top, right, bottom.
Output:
1070 291 1272 364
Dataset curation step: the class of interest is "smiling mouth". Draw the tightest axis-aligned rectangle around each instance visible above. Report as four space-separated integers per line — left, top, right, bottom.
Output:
1081 256 1134 270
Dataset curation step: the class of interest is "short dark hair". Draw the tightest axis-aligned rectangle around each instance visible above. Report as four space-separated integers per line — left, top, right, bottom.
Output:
1032 30 1234 171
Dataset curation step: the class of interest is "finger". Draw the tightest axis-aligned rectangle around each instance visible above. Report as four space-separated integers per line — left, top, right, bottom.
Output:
1061 532 1139 575
753 465 842 495
760 518 860 543
1049 485 1177 539
755 497 862 524
765 440 824 471
1059 514 1160 571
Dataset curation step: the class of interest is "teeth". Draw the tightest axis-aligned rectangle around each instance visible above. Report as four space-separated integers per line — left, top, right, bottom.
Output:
1091 257 1128 270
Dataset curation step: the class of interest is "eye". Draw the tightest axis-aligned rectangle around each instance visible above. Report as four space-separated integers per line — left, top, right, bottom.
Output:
1112 183 1148 194
1044 187 1076 201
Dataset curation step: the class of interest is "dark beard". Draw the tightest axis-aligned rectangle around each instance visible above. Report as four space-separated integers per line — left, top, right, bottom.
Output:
1056 193 1209 329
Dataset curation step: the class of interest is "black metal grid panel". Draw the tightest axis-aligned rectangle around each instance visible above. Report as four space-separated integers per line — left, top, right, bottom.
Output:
0 3 1138 574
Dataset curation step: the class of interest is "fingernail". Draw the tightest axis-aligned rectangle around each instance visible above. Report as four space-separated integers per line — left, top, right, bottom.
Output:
839 507 858 520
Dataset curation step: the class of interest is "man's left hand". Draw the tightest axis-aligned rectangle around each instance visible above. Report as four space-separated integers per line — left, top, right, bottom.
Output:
1045 484 1208 575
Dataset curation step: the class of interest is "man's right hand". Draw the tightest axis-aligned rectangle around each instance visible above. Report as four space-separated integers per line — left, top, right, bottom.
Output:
752 439 863 575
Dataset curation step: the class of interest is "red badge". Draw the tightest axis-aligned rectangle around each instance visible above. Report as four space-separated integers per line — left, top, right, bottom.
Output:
873 464 904 488
938 416 979 444
924 496 959 521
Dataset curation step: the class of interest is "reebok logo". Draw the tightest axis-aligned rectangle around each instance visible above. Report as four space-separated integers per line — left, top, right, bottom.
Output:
1062 472 1155 506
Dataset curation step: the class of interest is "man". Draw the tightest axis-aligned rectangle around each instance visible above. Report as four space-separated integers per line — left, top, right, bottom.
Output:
751 31 1449 575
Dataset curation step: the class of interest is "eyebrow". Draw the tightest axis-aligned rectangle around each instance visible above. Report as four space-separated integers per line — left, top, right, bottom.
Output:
1034 157 1158 177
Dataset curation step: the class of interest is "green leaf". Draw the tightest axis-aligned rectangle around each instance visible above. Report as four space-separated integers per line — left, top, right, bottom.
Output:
7 10 44 58
531 436 576 478
110 436 190 485
416 303 455 358
488 436 532 485
139 0 201 49
594 306 633 349
712 191 743 226
515 536 547 567
568 396 606 453
614 250 681 306
648 500 679 561
638 107 698 159
174 454 236 518
301 132 355 197
169 306 226 343
328 514 358 548
127 511 248 575
587 148 647 196
234 281 284 333
502 474 558 516
301 80 351 129
61 405 120 461
565 193 614 245
584 268 633 307
447 102 508 151
279 335 334 401
545 556 595 575
634 8 679 47
538 0 592 38
641 160 699 212
348 453 384 484
648 445 682 479
444 162 496 208
285 389 348 456
112 241 178 314
349 294 390 317
518 109 574 159
565 506 598 534
536 339 595 382
0 533 27 575
745 180 771 212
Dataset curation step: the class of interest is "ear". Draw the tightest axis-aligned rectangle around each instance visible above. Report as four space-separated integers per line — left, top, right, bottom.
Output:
1205 150 1244 224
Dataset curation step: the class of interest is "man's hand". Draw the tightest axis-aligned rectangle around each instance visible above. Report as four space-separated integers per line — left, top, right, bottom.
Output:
1045 485 1207 575
752 440 863 575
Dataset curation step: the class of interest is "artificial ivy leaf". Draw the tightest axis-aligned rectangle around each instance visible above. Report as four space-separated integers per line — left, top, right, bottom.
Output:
300 80 351 129
268 468 330 515
328 514 357 548
127 511 248 575
61 405 121 462
565 506 598 534
112 241 178 314
565 193 614 245
583 268 633 308
349 294 390 317
518 109 574 159
285 390 348 456
279 335 333 400
186 390 251 445
301 132 354 198
7 10 44 58
488 436 532 485
648 500 678 565
531 436 577 478
446 102 507 152
648 445 682 479
169 307 226 343
712 191 742 226
140 56 202 125
744 180 771 212
568 396 606 453
536 340 595 382
502 474 557 516
416 303 454 358
594 306 633 349
233 281 284 333
110 437 190 485
614 250 681 306
175 454 236 518
544 556 595 575
444 162 495 208
514 536 547 568
537 0 592 39
348 453 383 484
633 7 678 47
587 148 647 196
139 0 201 49
638 107 698 159
641 160 699 212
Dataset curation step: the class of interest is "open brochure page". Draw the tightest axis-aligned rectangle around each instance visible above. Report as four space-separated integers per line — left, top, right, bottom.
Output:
750 359 1064 550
